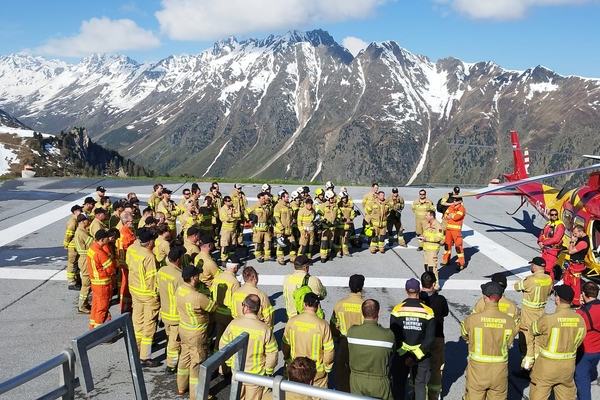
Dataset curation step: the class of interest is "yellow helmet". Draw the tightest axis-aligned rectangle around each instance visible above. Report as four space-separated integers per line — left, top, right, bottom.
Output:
315 188 324 196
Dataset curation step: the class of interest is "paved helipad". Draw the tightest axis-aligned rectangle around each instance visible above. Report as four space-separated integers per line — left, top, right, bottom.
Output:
0 178 597 399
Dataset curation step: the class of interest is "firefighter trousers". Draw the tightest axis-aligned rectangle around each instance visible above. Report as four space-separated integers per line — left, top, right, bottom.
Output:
177 327 209 400
78 257 91 309
119 267 132 313
442 229 464 266
252 230 272 259
66 248 79 285
165 323 181 369
89 284 112 330
564 262 585 306
464 360 508 400
131 295 160 360
529 357 576 400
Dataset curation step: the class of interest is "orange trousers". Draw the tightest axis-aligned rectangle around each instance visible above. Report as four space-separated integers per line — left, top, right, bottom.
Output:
90 284 113 330
563 262 585 306
119 267 132 313
443 229 464 266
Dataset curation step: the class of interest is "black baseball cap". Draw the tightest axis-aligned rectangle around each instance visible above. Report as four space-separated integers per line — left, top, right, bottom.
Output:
162 188 173 194
182 265 201 280
145 216 159 225
199 235 214 245
554 285 575 302
530 257 546 267
94 207 107 215
96 186 106 192
481 282 503 300
168 247 186 262
491 272 508 289
187 226 201 236
94 229 109 240
138 229 158 243
71 205 83 213
76 214 89 222
294 255 312 266
84 197 96 205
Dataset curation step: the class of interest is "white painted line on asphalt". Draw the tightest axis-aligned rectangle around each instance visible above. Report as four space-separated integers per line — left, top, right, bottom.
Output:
0 194 92 247
0 268 518 290
461 223 530 280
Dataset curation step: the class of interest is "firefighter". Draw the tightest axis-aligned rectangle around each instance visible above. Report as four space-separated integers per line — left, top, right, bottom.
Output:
89 208 108 238
231 266 274 329
154 223 171 267
87 229 116 330
157 188 181 240
565 224 589 306
108 200 124 229
184 226 202 265
290 191 302 244
529 285 586 400
219 196 240 265
365 191 389 254
347 299 395 400
513 257 553 378
339 187 360 247
206 184 223 246
274 190 296 265
385 188 407 247
117 212 135 313
360 183 379 245
127 228 161 367
330 274 365 392
297 198 316 258
537 208 565 283
176 265 217 398
197 235 221 289
157 246 186 374
390 278 435 400
178 199 198 239
211 255 241 358
442 197 466 270
197 197 214 239
64 204 82 290
472 272 520 326
231 183 248 247
220 294 278 400
461 282 517 400
147 183 163 213
74 213 93 314
318 190 339 262
177 188 192 214
421 210 445 289
282 292 335 388
282 256 327 319
247 192 274 263
419 272 449 400
336 192 355 257
411 189 435 251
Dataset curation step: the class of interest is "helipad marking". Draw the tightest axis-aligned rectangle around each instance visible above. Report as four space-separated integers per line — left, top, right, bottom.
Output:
0 268 517 290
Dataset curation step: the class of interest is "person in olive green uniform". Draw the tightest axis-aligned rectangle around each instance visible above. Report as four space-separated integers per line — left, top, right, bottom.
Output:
330 274 365 392
347 299 395 400
461 282 517 400
529 285 587 400
514 257 552 376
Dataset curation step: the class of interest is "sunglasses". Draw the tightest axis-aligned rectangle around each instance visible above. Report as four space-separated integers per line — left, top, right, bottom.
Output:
550 213 558 216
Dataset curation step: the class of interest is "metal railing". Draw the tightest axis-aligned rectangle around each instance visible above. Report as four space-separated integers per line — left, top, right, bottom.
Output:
198 332 249 400
202 332 375 400
0 349 76 400
0 313 147 400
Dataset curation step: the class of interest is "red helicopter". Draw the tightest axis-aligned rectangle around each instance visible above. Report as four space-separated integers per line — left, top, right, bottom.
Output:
463 131 600 277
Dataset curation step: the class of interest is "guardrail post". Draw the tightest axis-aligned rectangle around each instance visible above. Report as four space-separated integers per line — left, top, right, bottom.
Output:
59 349 76 400
272 375 284 400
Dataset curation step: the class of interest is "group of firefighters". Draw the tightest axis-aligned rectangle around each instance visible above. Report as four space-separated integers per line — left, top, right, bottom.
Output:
60 182 600 400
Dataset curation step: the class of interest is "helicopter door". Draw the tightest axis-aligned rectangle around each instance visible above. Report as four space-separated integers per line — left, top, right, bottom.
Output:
591 220 600 263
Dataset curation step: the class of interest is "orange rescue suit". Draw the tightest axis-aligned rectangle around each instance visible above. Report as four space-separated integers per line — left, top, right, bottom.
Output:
443 202 466 267
87 241 116 329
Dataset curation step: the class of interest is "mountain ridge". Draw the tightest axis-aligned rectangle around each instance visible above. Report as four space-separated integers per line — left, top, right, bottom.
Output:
1 29 600 185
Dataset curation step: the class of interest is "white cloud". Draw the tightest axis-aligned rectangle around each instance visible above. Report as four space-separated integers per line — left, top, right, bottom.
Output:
435 0 593 20
156 0 389 41
34 17 161 57
343 36 369 56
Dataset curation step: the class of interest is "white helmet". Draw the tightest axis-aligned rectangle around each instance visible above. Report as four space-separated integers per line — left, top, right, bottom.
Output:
296 187 304 194
291 190 300 200
340 186 348 193
326 181 334 189
277 189 288 198
339 191 348 199
262 183 271 191
324 190 335 200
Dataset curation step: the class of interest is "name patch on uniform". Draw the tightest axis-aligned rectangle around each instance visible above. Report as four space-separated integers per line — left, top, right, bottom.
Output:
480 317 507 328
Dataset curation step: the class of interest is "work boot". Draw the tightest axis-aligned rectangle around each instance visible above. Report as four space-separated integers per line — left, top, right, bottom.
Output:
69 284 82 291
78 306 91 314
456 264 465 271
417 247 423 251
379 248 385 254
321 258 327 263
166 366 177 374
140 359 160 368
337 253 343 258
256 257 264 263
269 256 276 262
278 260 286 266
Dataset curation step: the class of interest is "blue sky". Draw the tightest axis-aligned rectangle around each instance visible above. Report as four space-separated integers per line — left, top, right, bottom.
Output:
1 0 599 77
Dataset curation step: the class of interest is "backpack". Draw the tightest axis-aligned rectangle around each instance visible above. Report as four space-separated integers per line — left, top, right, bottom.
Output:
292 274 325 319
293 274 313 315
436 193 454 214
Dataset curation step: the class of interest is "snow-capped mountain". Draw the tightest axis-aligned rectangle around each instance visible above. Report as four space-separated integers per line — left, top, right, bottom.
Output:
1 29 600 184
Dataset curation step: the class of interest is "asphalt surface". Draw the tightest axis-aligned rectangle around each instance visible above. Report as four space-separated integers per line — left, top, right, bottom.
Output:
0 178 598 399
